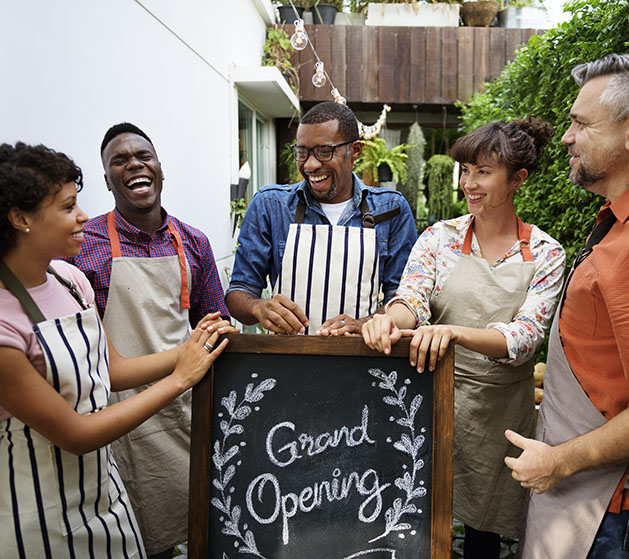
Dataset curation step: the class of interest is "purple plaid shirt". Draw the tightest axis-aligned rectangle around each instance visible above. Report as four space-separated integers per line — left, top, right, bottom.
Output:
66 208 229 327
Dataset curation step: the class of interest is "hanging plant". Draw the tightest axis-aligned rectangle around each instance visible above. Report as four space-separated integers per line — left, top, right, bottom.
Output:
424 154 455 223
354 137 411 186
262 26 299 93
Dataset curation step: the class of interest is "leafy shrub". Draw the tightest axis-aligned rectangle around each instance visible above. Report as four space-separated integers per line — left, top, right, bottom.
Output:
424 155 455 223
458 0 629 266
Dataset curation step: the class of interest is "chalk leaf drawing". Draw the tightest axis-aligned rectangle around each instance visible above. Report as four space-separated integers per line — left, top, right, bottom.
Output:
368 368 427 543
211 377 277 558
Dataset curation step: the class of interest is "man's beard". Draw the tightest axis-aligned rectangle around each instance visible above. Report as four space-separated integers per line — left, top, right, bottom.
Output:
570 160 605 187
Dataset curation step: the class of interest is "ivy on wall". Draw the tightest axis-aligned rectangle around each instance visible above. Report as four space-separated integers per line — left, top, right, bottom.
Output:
458 0 629 266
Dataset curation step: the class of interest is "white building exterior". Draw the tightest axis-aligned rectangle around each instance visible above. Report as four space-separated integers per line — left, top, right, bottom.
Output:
0 0 299 285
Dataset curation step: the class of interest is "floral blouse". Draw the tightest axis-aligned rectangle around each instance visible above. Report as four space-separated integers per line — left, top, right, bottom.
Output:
390 214 566 366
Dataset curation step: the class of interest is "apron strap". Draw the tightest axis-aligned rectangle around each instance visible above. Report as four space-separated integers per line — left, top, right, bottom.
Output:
0 260 88 323
462 216 534 261
294 199 400 229
0 260 46 323
106 211 190 311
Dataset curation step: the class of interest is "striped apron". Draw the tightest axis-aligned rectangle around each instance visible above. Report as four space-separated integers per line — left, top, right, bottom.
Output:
0 266 145 559
274 199 390 334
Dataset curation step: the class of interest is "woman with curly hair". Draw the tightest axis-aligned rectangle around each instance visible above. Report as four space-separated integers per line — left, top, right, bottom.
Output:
363 118 566 558
0 142 232 558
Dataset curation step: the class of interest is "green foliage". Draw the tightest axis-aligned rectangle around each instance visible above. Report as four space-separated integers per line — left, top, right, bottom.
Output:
262 26 299 92
459 0 629 266
503 0 543 7
230 198 247 232
280 142 303 184
424 155 455 222
402 123 427 218
277 0 313 7
343 0 369 12
355 137 411 185
314 0 344 9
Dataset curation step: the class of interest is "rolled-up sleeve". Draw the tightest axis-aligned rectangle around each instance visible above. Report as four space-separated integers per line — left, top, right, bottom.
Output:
489 242 565 365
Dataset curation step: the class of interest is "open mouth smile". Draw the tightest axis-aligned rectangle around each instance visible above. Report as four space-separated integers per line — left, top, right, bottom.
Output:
126 175 153 191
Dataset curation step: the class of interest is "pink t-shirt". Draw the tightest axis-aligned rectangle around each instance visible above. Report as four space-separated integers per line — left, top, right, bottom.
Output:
0 261 95 421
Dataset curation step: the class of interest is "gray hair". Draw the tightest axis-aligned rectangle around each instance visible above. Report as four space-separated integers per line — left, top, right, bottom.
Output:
572 53 629 122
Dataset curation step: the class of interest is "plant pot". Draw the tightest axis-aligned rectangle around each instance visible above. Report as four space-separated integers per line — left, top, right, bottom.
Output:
312 3 338 24
366 2 460 27
277 5 305 24
461 1 499 27
497 6 550 28
377 163 393 184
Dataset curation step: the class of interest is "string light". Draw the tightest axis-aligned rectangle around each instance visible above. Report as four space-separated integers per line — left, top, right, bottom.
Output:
283 0 389 138
290 18 308 50
312 61 327 87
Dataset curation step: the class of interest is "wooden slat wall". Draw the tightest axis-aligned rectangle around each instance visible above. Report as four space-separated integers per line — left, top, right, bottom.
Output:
288 25 540 105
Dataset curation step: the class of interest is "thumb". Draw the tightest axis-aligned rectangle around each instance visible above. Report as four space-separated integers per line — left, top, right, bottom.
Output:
505 429 527 450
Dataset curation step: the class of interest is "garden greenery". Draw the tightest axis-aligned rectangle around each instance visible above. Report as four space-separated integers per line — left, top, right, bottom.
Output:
459 0 629 265
403 122 427 219
424 154 455 223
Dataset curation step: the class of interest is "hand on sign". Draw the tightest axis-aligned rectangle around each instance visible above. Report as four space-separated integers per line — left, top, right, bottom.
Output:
361 314 402 354
251 294 309 335
401 324 459 373
316 314 363 336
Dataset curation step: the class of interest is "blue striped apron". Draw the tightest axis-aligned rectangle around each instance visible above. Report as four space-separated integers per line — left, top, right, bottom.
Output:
274 201 380 334
0 270 145 559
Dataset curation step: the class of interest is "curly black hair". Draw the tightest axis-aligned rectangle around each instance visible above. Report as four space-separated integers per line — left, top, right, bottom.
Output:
0 142 83 256
300 102 359 142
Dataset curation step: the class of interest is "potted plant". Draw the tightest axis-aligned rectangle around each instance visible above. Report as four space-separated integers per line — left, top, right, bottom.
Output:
460 1 499 27
312 0 343 23
354 137 411 187
497 0 549 28
276 0 313 24
335 0 369 25
365 0 461 27
261 26 299 93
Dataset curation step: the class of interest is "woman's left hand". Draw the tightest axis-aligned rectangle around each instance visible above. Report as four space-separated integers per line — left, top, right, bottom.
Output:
401 325 459 373
197 312 240 336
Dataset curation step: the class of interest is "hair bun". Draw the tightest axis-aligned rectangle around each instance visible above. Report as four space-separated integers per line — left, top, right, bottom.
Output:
513 116 554 153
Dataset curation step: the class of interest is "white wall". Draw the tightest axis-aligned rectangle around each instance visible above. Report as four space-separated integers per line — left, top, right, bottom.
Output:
0 0 274 283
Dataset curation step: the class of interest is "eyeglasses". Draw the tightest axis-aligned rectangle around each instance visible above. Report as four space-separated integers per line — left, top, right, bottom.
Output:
290 139 358 162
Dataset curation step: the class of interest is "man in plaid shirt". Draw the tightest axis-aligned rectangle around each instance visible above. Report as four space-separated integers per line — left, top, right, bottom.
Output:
68 122 229 559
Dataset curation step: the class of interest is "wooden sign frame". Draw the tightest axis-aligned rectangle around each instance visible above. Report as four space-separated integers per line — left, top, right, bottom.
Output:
188 334 454 558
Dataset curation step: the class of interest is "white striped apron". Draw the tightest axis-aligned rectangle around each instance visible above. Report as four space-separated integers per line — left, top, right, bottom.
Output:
274 200 380 334
0 269 145 559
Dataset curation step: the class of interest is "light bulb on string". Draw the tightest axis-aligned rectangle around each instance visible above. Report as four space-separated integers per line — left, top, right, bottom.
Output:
290 19 308 51
331 88 346 105
312 61 326 88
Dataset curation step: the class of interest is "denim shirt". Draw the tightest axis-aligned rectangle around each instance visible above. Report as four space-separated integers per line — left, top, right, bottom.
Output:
226 174 417 304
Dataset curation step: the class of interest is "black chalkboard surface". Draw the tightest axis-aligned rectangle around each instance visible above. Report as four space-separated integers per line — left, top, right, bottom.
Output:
189 334 453 559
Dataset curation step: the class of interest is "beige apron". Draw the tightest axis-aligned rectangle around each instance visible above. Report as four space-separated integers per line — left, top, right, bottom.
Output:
103 212 192 555
430 217 536 538
274 199 381 334
517 271 627 559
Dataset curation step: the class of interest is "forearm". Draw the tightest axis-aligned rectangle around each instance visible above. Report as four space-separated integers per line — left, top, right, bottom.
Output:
108 346 181 391
64 374 189 454
554 407 629 478
387 301 418 330
225 290 263 325
454 325 509 359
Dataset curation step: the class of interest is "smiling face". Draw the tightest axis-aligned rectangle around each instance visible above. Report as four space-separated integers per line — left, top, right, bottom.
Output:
459 159 525 218
561 75 629 201
295 119 361 204
102 132 163 217
25 181 88 259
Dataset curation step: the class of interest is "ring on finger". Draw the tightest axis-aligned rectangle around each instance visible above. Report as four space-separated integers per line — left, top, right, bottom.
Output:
203 341 214 353
340 319 346 326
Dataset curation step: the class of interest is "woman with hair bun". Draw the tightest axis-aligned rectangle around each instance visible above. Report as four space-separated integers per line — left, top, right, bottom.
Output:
363 117 566 558
0 142 233 558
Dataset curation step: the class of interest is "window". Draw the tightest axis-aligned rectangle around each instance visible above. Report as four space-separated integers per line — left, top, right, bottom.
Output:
238 100 272 202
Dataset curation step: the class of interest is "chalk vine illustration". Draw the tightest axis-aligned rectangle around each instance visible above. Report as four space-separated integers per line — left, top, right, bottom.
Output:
211 377 277 558
368 368 427 543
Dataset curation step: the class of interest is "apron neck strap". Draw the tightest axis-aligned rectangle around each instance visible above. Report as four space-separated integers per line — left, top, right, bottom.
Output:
0 260 87 324
462 215 534 261
294 198 398 229
107 211 190 310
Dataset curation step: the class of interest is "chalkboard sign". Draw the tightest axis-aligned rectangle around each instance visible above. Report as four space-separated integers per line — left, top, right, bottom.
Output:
189 334 453 559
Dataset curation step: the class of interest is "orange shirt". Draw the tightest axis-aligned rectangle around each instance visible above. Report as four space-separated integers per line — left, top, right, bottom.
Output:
559 188 629 512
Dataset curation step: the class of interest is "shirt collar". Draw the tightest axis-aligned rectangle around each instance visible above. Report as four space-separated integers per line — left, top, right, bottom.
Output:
607 189 629 224
112 207 169 240
296 173 367 210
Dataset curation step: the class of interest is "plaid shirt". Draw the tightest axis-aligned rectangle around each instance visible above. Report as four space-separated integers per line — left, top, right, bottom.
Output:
66 208 229 327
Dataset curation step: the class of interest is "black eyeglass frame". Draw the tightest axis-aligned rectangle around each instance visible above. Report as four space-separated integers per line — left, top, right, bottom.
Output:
290 139 359 162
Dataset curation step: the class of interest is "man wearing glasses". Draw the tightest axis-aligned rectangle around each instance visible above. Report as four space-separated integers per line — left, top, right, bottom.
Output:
226 101 417 335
